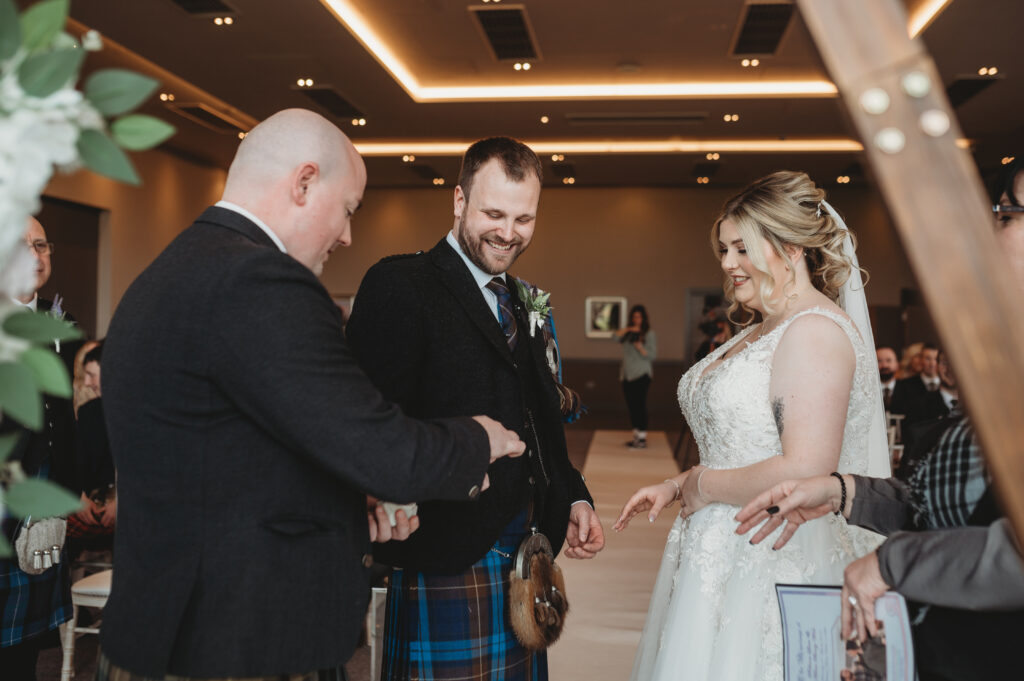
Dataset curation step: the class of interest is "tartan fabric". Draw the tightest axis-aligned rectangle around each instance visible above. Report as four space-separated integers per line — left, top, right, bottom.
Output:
95 653 347 681
0 552 71 647
485 278 519 351
381 515 546 681
908 415 988 528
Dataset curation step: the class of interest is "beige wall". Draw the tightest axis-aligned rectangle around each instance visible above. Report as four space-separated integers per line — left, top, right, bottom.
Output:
41 159 915 355
44 149 226 335
326 185 916 361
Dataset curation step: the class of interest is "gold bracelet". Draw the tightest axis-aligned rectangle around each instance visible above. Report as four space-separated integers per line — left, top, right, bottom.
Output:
663 478 682 503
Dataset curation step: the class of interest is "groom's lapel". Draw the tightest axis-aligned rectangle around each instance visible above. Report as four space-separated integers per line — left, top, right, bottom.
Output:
429 239 515 366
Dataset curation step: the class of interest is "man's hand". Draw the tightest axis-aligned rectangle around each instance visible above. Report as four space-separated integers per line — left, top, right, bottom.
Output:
565 502 605 559
367 496 420 543
842 551 890 642
472 415 526 464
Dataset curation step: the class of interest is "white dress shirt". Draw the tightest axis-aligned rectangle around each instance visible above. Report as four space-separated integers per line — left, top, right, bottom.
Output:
446 230 505 322
216 200 287 254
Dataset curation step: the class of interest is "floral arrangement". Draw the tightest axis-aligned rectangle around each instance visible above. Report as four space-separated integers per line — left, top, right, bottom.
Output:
0 0 174 556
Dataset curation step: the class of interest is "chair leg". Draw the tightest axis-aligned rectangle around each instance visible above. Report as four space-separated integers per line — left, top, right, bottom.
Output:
60 603 78 681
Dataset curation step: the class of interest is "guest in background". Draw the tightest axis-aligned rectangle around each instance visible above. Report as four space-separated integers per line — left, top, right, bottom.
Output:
614 304 657 449
73 339 100 417
0 217 77 679
889 343 947 454
899 341 924 378
876 346 899 411
694 307 732 361
67 341 116 562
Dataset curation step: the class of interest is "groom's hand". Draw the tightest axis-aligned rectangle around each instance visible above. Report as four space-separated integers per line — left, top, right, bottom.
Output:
565 502 605 559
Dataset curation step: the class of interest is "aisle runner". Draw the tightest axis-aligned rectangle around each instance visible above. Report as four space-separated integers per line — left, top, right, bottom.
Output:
548 430 681 681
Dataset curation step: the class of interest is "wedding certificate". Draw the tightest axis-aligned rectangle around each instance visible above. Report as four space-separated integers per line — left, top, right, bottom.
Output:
776 584 915 681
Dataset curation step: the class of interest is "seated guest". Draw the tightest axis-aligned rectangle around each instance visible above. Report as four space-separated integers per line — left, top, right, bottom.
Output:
899 341 924 379
737 156 1024 681
67 341 116 560
889 343 948 453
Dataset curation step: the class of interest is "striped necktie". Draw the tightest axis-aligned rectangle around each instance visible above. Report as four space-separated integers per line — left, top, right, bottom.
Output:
486 277 518 351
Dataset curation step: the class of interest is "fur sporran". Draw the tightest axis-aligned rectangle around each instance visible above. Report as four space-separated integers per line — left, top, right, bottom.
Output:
14 516 67 575
508 532 568 650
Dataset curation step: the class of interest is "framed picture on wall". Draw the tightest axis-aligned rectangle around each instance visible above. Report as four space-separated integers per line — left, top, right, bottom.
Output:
585 296 627 338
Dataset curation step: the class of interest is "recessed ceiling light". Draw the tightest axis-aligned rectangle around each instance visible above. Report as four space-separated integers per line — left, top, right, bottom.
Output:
433 177 445 185
978 66 998 76
297 78 314 87
402 154 415 162
351 118 367 126
522 63 531 71
837 175 851 184
1002 156 1016 165
540 115 549 124
696 177 710 184
562 177 575 185
706 152 720 160
723 114 739 122
238 132 246 140
551 154 565 162
740 59 759 68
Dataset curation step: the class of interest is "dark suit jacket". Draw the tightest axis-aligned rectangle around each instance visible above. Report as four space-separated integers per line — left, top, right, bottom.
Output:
889 375 948 427
100 207 490 678
345 238 591 574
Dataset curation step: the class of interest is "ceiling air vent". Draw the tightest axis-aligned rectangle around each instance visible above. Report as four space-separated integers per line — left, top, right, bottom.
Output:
731 2 794 56
692 162 720 178
566 112 707 127
166 0 236 15
410 164 443 181
470 5 539 61
298 87 364 120
166 102 246 135
946 76 999 108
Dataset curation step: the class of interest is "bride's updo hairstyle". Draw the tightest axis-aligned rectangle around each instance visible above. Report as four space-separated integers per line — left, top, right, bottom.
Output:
711 170 856 322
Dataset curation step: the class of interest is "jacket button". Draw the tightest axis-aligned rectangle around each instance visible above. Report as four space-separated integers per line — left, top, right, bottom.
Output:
528 476 536 485
468 484 480 499
362 553 373 568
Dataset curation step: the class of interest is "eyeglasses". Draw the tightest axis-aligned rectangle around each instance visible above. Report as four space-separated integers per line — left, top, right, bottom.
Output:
993 205 1024 216
27 240 54 255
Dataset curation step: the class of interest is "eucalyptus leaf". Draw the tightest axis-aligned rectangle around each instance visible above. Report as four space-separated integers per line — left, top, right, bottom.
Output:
0 535 10 560
20 347 71 398
2 309 82 343
19 0 69 53
85 68 160 117
0 361 42 430
5 478 82 518
0 0 22 61
18 46 84 98
0 432 21 464
111 114 175 151
77 129 141 185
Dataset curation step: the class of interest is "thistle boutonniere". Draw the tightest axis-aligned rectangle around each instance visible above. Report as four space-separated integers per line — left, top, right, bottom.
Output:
513 279 551 338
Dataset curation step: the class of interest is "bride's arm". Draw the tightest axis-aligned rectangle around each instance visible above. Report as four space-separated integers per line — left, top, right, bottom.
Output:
682 314 856 509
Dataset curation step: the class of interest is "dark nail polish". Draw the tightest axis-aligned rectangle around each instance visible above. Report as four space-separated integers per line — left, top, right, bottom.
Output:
767 505 780 515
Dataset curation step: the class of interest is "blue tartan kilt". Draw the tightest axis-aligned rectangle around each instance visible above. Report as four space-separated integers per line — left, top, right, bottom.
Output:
381 514 547 681
0 553 71 648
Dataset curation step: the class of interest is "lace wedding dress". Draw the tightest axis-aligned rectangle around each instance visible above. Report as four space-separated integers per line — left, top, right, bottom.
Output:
630 307 879 681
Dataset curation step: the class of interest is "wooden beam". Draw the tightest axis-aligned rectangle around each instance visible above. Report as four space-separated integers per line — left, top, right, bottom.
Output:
796 0 1024 544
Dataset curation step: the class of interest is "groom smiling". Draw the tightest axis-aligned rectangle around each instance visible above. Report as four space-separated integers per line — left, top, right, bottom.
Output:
346 137 604 681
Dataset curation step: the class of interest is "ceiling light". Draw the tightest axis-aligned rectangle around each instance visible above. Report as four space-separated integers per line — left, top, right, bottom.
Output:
214 17 223 25
297 78 314 87
540 115 549 124
354 138 868 157
433 178 445 185
351 118 367 126
514 63 522 71
696 177 709 184
562 177 575 185
740 59 759 68
551 154 565 162
522 63 531 71
741 59 750 67
723 114 739 122
751 59 760 67
979 66 998 76
837 175 851 184
908 0 952 38
224 17 233 25
402 154 415 162
706 152 720 161
238 132 246 140
1003 157 1016 165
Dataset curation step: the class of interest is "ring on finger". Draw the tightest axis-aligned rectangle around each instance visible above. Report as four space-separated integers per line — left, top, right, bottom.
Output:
848 595 858 607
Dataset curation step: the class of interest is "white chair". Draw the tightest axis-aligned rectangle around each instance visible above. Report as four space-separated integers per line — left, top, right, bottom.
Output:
60 569 112 681
365 586 388 681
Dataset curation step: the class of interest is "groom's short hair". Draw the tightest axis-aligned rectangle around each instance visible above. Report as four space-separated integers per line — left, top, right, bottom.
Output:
457 137 542 201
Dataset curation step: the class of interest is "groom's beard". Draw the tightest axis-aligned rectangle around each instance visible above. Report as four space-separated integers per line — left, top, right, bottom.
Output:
456 214 528 275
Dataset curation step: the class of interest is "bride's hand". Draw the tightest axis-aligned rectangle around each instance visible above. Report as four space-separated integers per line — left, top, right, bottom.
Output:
733 475 841 549
613 473 688 532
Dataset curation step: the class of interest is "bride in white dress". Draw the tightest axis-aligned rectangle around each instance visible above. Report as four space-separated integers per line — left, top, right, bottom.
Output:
614 171 890 681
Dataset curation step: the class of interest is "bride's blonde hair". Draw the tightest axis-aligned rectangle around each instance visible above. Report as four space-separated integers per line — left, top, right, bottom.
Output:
711 171 857 324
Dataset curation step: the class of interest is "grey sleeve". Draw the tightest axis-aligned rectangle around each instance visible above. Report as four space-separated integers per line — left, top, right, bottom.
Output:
877 519 1024 610
847 475 916 536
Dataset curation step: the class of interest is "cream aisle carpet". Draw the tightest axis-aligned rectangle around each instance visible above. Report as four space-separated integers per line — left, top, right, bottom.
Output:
548 430 681 681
